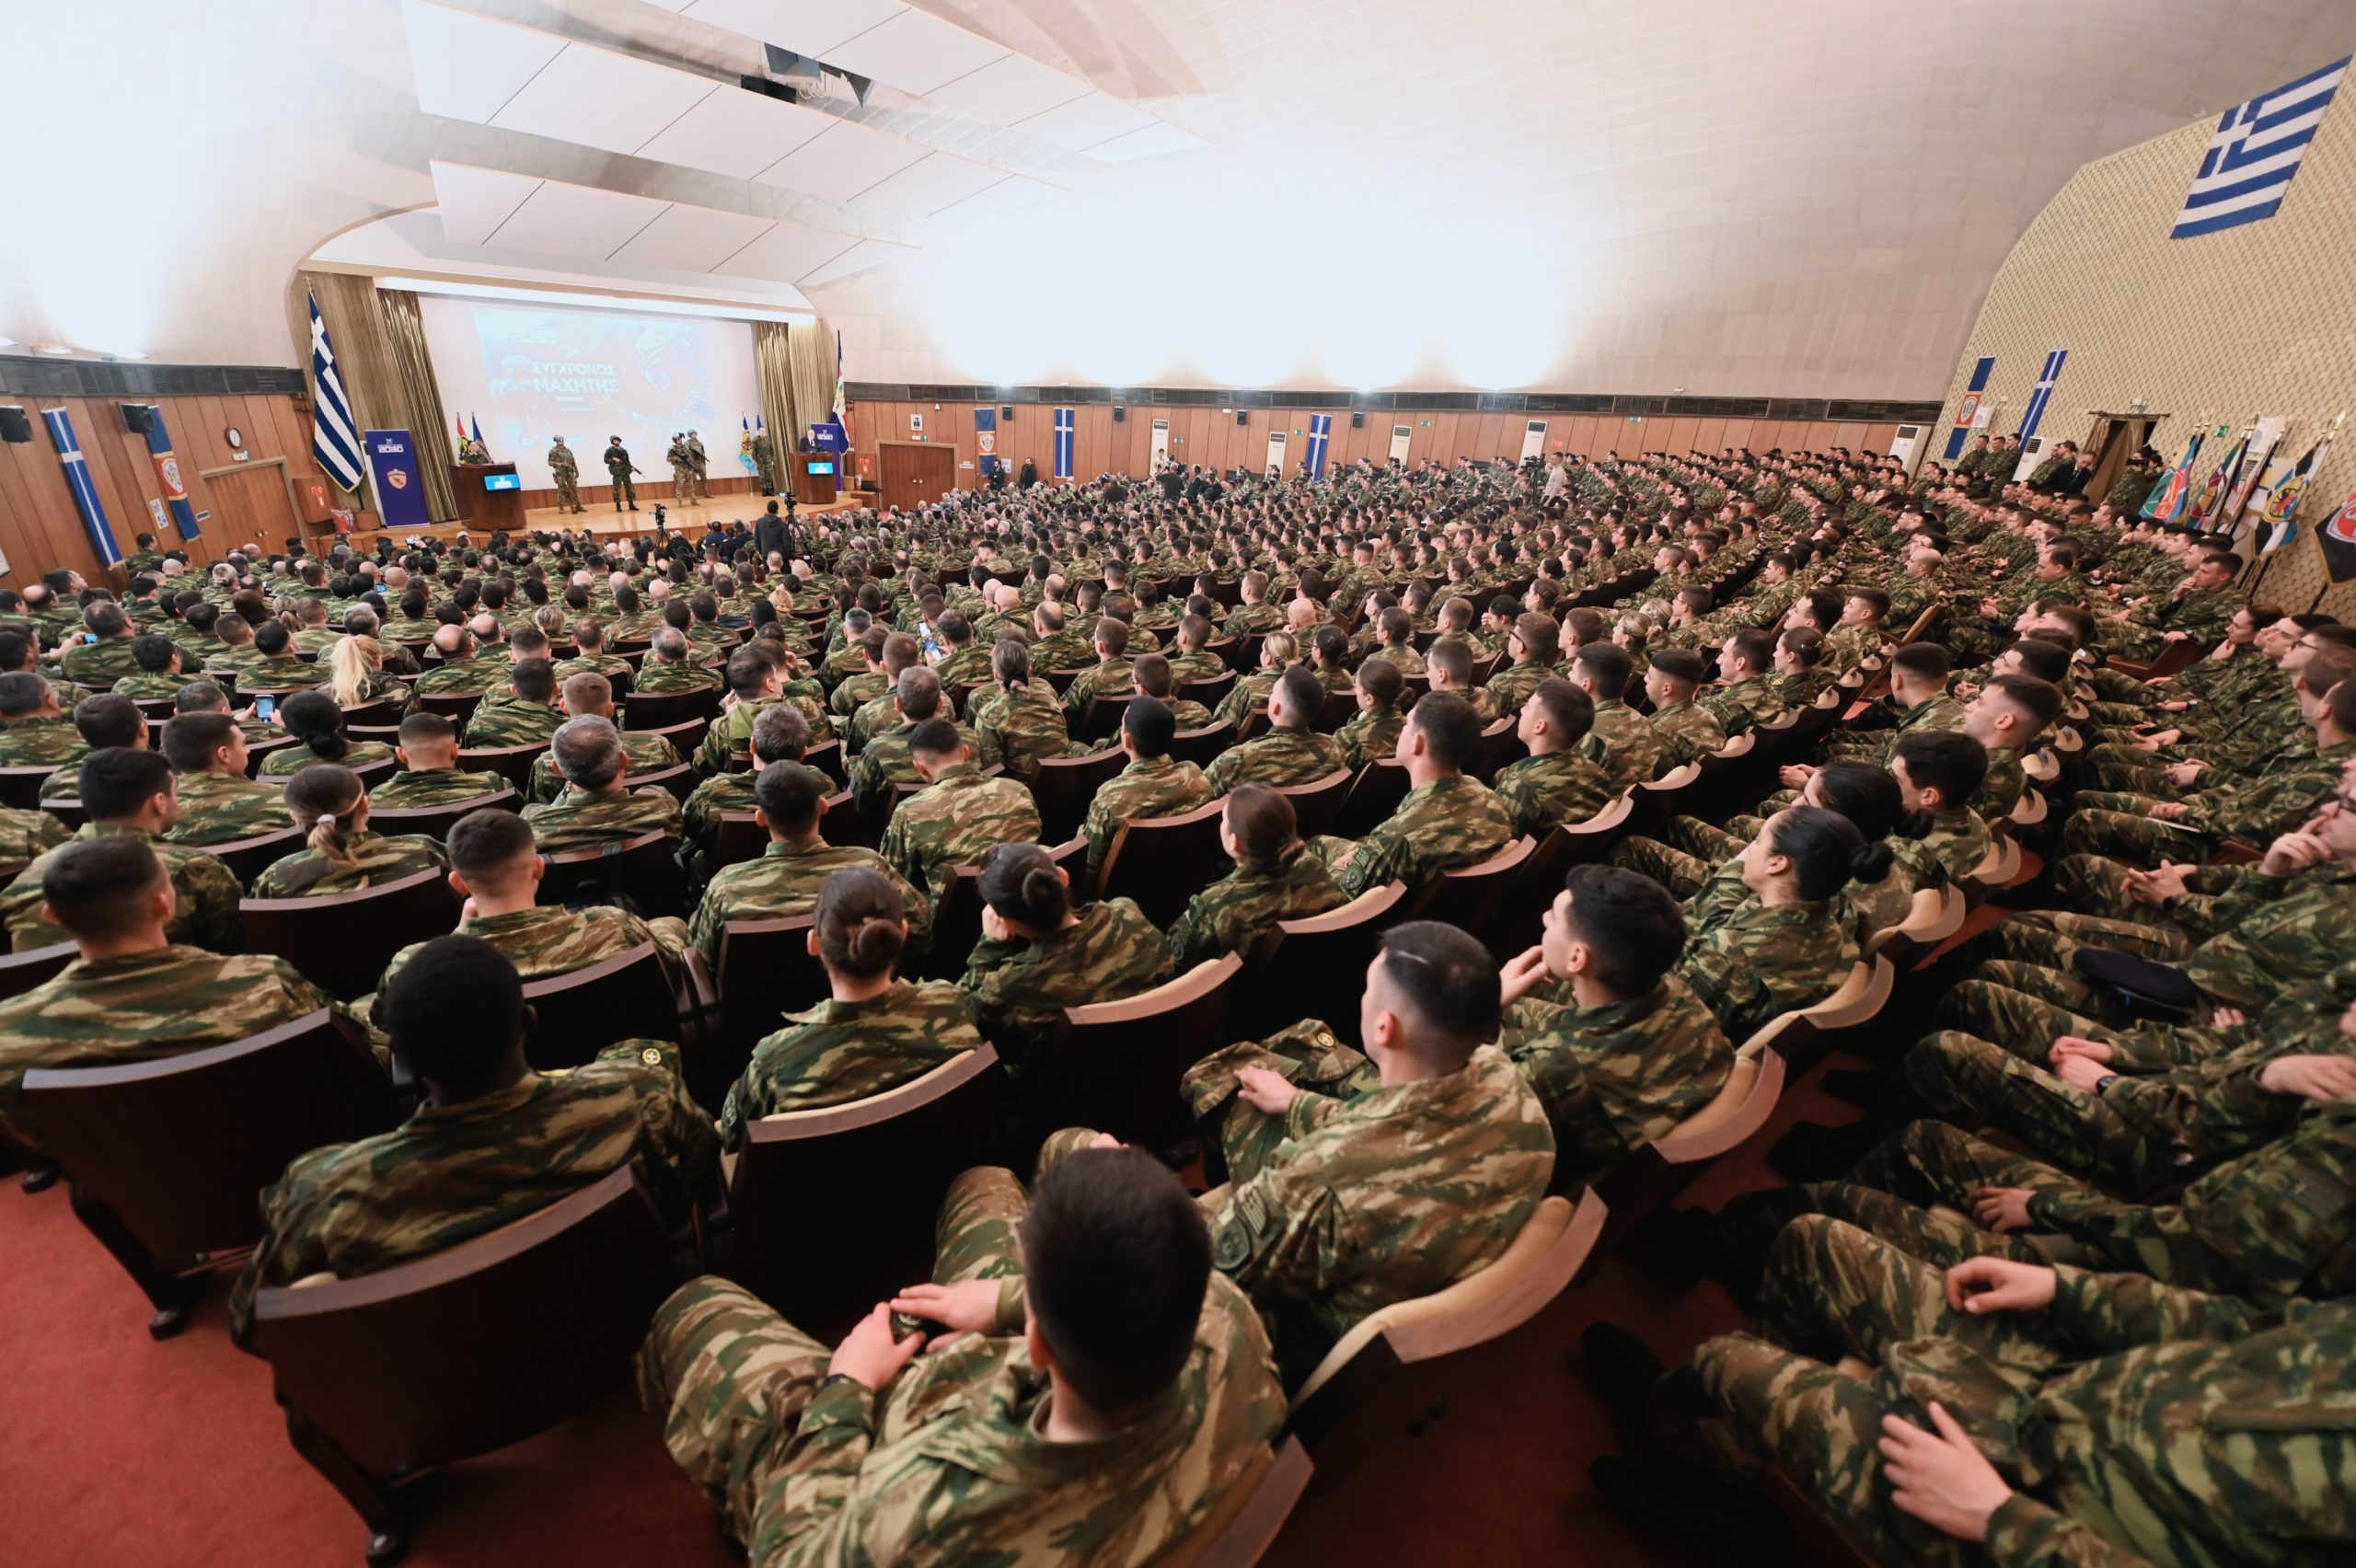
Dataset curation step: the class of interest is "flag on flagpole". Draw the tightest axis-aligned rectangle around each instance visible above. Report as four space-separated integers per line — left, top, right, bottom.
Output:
2224 418 2286 525
2141 427 2207 523
1306 413 1334 479
739 415 756 474
469 414 485 445
1053 409 1075 479
2172 55 2349 238
2187 424 2246 530
307 292 365 494
2316 487 2356 583
2260 435 2328 552
454 413 467 443
831 331 847 428
40 408 122 567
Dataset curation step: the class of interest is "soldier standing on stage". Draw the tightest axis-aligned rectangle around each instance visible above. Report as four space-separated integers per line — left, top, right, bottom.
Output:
686 429 709 503
548 436 584 514
605 436 640 512
750 425 777 495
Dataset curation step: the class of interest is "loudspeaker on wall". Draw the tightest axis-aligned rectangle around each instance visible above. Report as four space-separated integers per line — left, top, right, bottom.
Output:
1113 406 1126 422
120 402 156 435
0 406 30 444
1351 410 1364 428
1000 404 1013 418
1235 410 1248 426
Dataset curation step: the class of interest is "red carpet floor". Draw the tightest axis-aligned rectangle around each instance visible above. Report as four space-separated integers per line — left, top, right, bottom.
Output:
3 1055 1859 1567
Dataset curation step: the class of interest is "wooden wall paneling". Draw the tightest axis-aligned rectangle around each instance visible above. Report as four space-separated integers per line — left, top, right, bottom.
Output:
1721 419 1752 452
1865 422 1899 455
1692 418 1727 455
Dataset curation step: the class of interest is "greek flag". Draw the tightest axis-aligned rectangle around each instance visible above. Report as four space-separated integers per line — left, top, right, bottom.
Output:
1053 408 1074 478
1306 413 1333 479
2172 56 2348 238
308 292 364 491
40 408 121 568
2013 349 2068 467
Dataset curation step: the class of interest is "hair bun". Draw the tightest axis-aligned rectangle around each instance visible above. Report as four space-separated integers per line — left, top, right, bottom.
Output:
1853 840 1897 885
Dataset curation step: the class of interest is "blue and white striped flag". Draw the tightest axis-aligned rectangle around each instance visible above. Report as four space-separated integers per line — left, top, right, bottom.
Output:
1306 413 1333 479
2013 349 2068 474
1053 408 1074 479
40 408 122 568
307 291 365 492
2172 55 2348 238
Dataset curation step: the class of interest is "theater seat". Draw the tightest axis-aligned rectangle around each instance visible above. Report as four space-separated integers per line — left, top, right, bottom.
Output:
1159 1435 1314 1568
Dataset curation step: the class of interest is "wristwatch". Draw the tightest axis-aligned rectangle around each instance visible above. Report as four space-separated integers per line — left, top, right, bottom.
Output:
2094 1074 2119 1097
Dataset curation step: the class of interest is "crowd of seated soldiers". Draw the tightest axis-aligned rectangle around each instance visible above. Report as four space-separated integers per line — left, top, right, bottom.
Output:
0 432 2347 1564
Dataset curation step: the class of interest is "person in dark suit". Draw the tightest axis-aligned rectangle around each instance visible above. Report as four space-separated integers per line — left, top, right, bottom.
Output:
2051 451 2098 498
1019 456 1038 489
755 501 791 563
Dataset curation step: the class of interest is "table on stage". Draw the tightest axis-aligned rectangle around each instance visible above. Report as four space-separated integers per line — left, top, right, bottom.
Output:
450 462 526 532
792 450 848 507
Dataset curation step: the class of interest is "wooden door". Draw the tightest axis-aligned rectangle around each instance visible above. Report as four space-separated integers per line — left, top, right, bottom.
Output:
877 442 957 513
201 462 303 555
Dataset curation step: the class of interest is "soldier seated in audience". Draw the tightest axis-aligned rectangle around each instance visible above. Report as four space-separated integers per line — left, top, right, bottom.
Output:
110 632 199 698
1641 649 1727 767
0 748 241 952
157 710 291 846
1172 919 1555 1384
1887 730 1993 888
1701 628 1788 734
1425 637 1501 722
520 714 684 854
1206 666 1345 795
460 656 563 749
60 601 140 686
1957 671 2064 819
1334 654 1406 771
1213 630 1299 727
640 1146 1281 1564
1566 640 1665 791
0 836 359 1161
1498 863 1732 1184
1675 805 1889 1041
39 694 148 801
849 666 1000 834
258 690 395 778
0 670 79 767
370 711 508 806
1166 783 1347 971
365 808 687 1025
1307 692 1516 900
961 840 1173 1068
630 625 722 694
526 674 684 804
701 647 789 773
717 866 978 1138
1080 697 1215 875
1058 616 1138 713
689 759 931 970
412 625 506 696
1494 677 1612 837
682 704 806 881
248 764 446 899
231 933 717 1344
1069 652 1210 755
968 639 1070 779
881 720 1043 908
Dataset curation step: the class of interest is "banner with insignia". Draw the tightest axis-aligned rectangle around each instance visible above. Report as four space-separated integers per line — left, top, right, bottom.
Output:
2317 487 2356 583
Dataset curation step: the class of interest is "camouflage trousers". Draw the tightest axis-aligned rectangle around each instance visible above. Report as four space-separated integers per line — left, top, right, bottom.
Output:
1693 1216 2071 1567
637 1164 1027 1546
1180 1027 1377 1186
1837 1120 2117 1268
1607 814 1742 902
2057 800 2211 869
1895 1031 2180 1192
2084 745 2175 794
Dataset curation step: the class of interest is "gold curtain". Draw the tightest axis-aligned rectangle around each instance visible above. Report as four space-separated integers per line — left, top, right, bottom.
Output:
755 319 799 451
301 271 460 521
788 318 836 442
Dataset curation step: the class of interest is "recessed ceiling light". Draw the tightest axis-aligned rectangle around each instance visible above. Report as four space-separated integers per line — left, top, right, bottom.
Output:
35 343 72 356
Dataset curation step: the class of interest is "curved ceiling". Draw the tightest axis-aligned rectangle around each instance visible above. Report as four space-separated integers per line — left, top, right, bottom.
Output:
5 0 2346 398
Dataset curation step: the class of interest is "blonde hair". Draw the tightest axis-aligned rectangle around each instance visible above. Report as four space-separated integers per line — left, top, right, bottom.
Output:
327 635 381 708
1261 630 1299 667
284 765 366 872
536 605 569 640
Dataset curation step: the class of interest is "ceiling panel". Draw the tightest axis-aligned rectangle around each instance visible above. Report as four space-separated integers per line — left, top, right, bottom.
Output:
633 85 831 180
722 222 862 282
820 7 1010 95
849 153 1007 214
493 182 676 259
924 51 1091 124
403 0 566 122
1085 121 1212 163
757 119 930 202
676 0 909 58
430 161 545 247
608 203 780 271
794 237 916 289
490 42 717 159
1011 90 1157 151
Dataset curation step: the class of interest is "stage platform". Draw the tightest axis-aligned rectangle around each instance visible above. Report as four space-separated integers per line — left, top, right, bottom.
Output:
342 491 868 554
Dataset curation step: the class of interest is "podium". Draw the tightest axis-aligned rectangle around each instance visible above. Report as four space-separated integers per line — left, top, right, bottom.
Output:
449 462 526 532
792 450 845 506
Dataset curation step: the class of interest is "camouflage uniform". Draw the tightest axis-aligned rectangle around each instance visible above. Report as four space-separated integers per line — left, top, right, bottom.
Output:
0 824 242 952
1695 1216 2356 1568
1334 705 1405 772
1178 1021 1556 1384
1081 755 1215 873
699 695 786 775
968 684 1070 779
370 767 509 807
1976 744 2027 822
160 770 296 847
1212 671 1281 729
688 840 932 970
370 905 689 1025
1203 728 1346 795
880 764 1043 908
521 784 683 855
1890 805 1991 889
0 946 356 1156
1309 773 1515 900
636 1168 1282 1567
1484 662 1553 718
1498 973 1731 1186
526 732 681 806
228 1043 718 1342
61 638 142 686
1492 751 1613 838
412 655 512 698
1070 699 1214 756
961 897 1173 1066
0 715 86 767
2062 740 2356 866
460 696 562 750
1165 852 1347 972
1677 895 1857 1042
258 741 395 778
630 660 723 697
1581 699 1664 792
110 672 199 698
1646 700 1727 768
1823 692 1966 764
0 806 70 872
849 721 1000 829
248 831 447 900
1697 675 1787 734
1058 656 1138 714
719 981 982 1141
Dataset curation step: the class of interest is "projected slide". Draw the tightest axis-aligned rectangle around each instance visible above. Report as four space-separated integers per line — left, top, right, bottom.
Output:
419 297 764 491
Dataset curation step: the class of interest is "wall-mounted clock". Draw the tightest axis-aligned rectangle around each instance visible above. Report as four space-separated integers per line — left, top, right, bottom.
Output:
224 425 245 449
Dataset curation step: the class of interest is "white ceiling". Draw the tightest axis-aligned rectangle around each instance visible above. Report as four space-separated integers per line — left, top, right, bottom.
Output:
4 0 2349 398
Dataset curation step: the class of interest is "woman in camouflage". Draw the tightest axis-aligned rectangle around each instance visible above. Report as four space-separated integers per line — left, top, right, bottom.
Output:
1166 785 1346 971
248 765 447 898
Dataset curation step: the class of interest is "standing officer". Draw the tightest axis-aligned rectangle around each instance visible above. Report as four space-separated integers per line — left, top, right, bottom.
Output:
548 435 584 514
605 436 641 512
749 423 777 495
685 429 709 503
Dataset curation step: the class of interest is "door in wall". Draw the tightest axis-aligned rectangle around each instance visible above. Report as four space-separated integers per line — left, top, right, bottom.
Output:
202 462 302 555
877 442 957 513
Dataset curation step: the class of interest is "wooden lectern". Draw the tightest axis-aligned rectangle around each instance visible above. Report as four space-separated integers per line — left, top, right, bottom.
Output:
792 450 845 507
449 462 526 532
